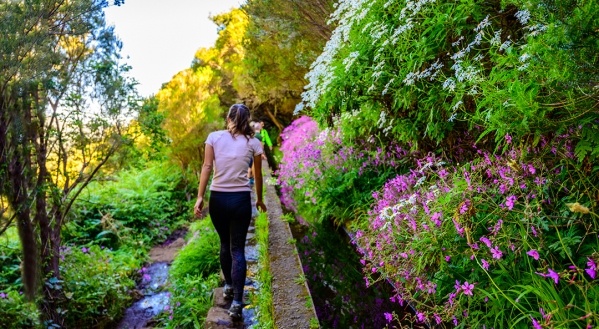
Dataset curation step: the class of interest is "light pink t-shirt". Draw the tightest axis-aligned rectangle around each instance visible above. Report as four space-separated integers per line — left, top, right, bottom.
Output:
206 130 263 192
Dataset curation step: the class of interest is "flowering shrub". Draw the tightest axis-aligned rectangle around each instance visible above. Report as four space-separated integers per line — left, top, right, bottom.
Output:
281 0 599 327
354 140 598 327
298 0 599 159
277 115 410 224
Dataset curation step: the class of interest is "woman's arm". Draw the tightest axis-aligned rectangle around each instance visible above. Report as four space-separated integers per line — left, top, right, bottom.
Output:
194 144 215 218
254 154 267 212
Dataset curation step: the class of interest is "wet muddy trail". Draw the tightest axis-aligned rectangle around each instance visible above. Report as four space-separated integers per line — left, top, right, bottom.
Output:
116 230 186 329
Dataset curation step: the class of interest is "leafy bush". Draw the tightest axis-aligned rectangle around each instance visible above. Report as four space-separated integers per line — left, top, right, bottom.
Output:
58 245 143 328
354 140 598 327
65 161 189 247
277 115 407 224
169 220 220 279
0 290 40 329
0 228 23 291
299 0 599 159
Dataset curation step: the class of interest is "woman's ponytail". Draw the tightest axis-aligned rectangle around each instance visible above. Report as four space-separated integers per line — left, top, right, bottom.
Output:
226 104 254 140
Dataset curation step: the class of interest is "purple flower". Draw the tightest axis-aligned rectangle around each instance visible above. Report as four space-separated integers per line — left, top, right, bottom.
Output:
445 255 451 262
0 292 6 299
453 219 465 237
431 212 442 227
536 269 559 284
480 236 492 248
481 259 489 270
532 317 543 329
461 282 474 296
547 269 559 284
81 247 89 253
416 312 426 323
143 274 151 281
384 312 393 323
491 246 503 259
459 199 471 214
586 258 597 279
434 313 442 324
505 133 512 144
505 195 517 210
527 249 540 260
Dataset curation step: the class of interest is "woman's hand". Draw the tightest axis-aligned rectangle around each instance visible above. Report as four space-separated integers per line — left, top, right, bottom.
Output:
194 197 204 218
256 200 267 212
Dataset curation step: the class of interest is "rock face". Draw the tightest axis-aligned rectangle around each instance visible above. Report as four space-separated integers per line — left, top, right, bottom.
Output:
204 159 318 329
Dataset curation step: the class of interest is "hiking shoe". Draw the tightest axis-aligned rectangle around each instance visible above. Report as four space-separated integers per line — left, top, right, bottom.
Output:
228 302 243 320
223 284 233 300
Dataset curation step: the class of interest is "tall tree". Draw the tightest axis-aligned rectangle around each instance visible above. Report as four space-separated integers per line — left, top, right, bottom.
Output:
0 0 134 326
240 0 334 132
157 9 249 175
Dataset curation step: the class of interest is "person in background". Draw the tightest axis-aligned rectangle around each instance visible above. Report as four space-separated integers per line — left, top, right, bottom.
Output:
194 104 266 320
248 121 264 217
258 120 276 170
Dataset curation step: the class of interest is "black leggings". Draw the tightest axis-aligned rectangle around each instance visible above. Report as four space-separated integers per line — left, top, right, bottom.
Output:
209 191 251 303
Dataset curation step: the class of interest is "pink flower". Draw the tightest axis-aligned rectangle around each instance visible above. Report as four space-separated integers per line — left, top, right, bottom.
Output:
536 269 559 284
461 282 474 296
532 317 543 329
481 259 489 270
384 312 393 323
586 258 597 279
547 269 559 284
527 249 540 260
480 236 492 248
453 219 465 237
416 312 426 323
505 133 512 144
491 246 503 259
431 212 442 227
505 195 517 210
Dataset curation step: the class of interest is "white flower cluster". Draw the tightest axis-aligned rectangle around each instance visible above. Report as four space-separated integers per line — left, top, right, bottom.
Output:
403 59 444 86
525 24 547 37
343 51 361 70
377 110 395 136
301 0 373 110
514 10 531 25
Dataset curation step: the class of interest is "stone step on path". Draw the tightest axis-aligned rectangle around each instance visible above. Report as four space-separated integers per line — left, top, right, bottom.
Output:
204 221 259 329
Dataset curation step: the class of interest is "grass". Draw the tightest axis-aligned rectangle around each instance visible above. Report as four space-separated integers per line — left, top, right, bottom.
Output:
254 211 275 329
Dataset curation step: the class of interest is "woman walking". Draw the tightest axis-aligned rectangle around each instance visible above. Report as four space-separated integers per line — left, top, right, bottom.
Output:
194 104 267 320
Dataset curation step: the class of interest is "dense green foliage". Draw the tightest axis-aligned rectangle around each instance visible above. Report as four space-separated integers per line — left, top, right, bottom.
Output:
66 162 190 247
279 0 599 327
300 0 598 157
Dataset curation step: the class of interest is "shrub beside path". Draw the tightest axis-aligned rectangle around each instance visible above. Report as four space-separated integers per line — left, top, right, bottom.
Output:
205 159 317 328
